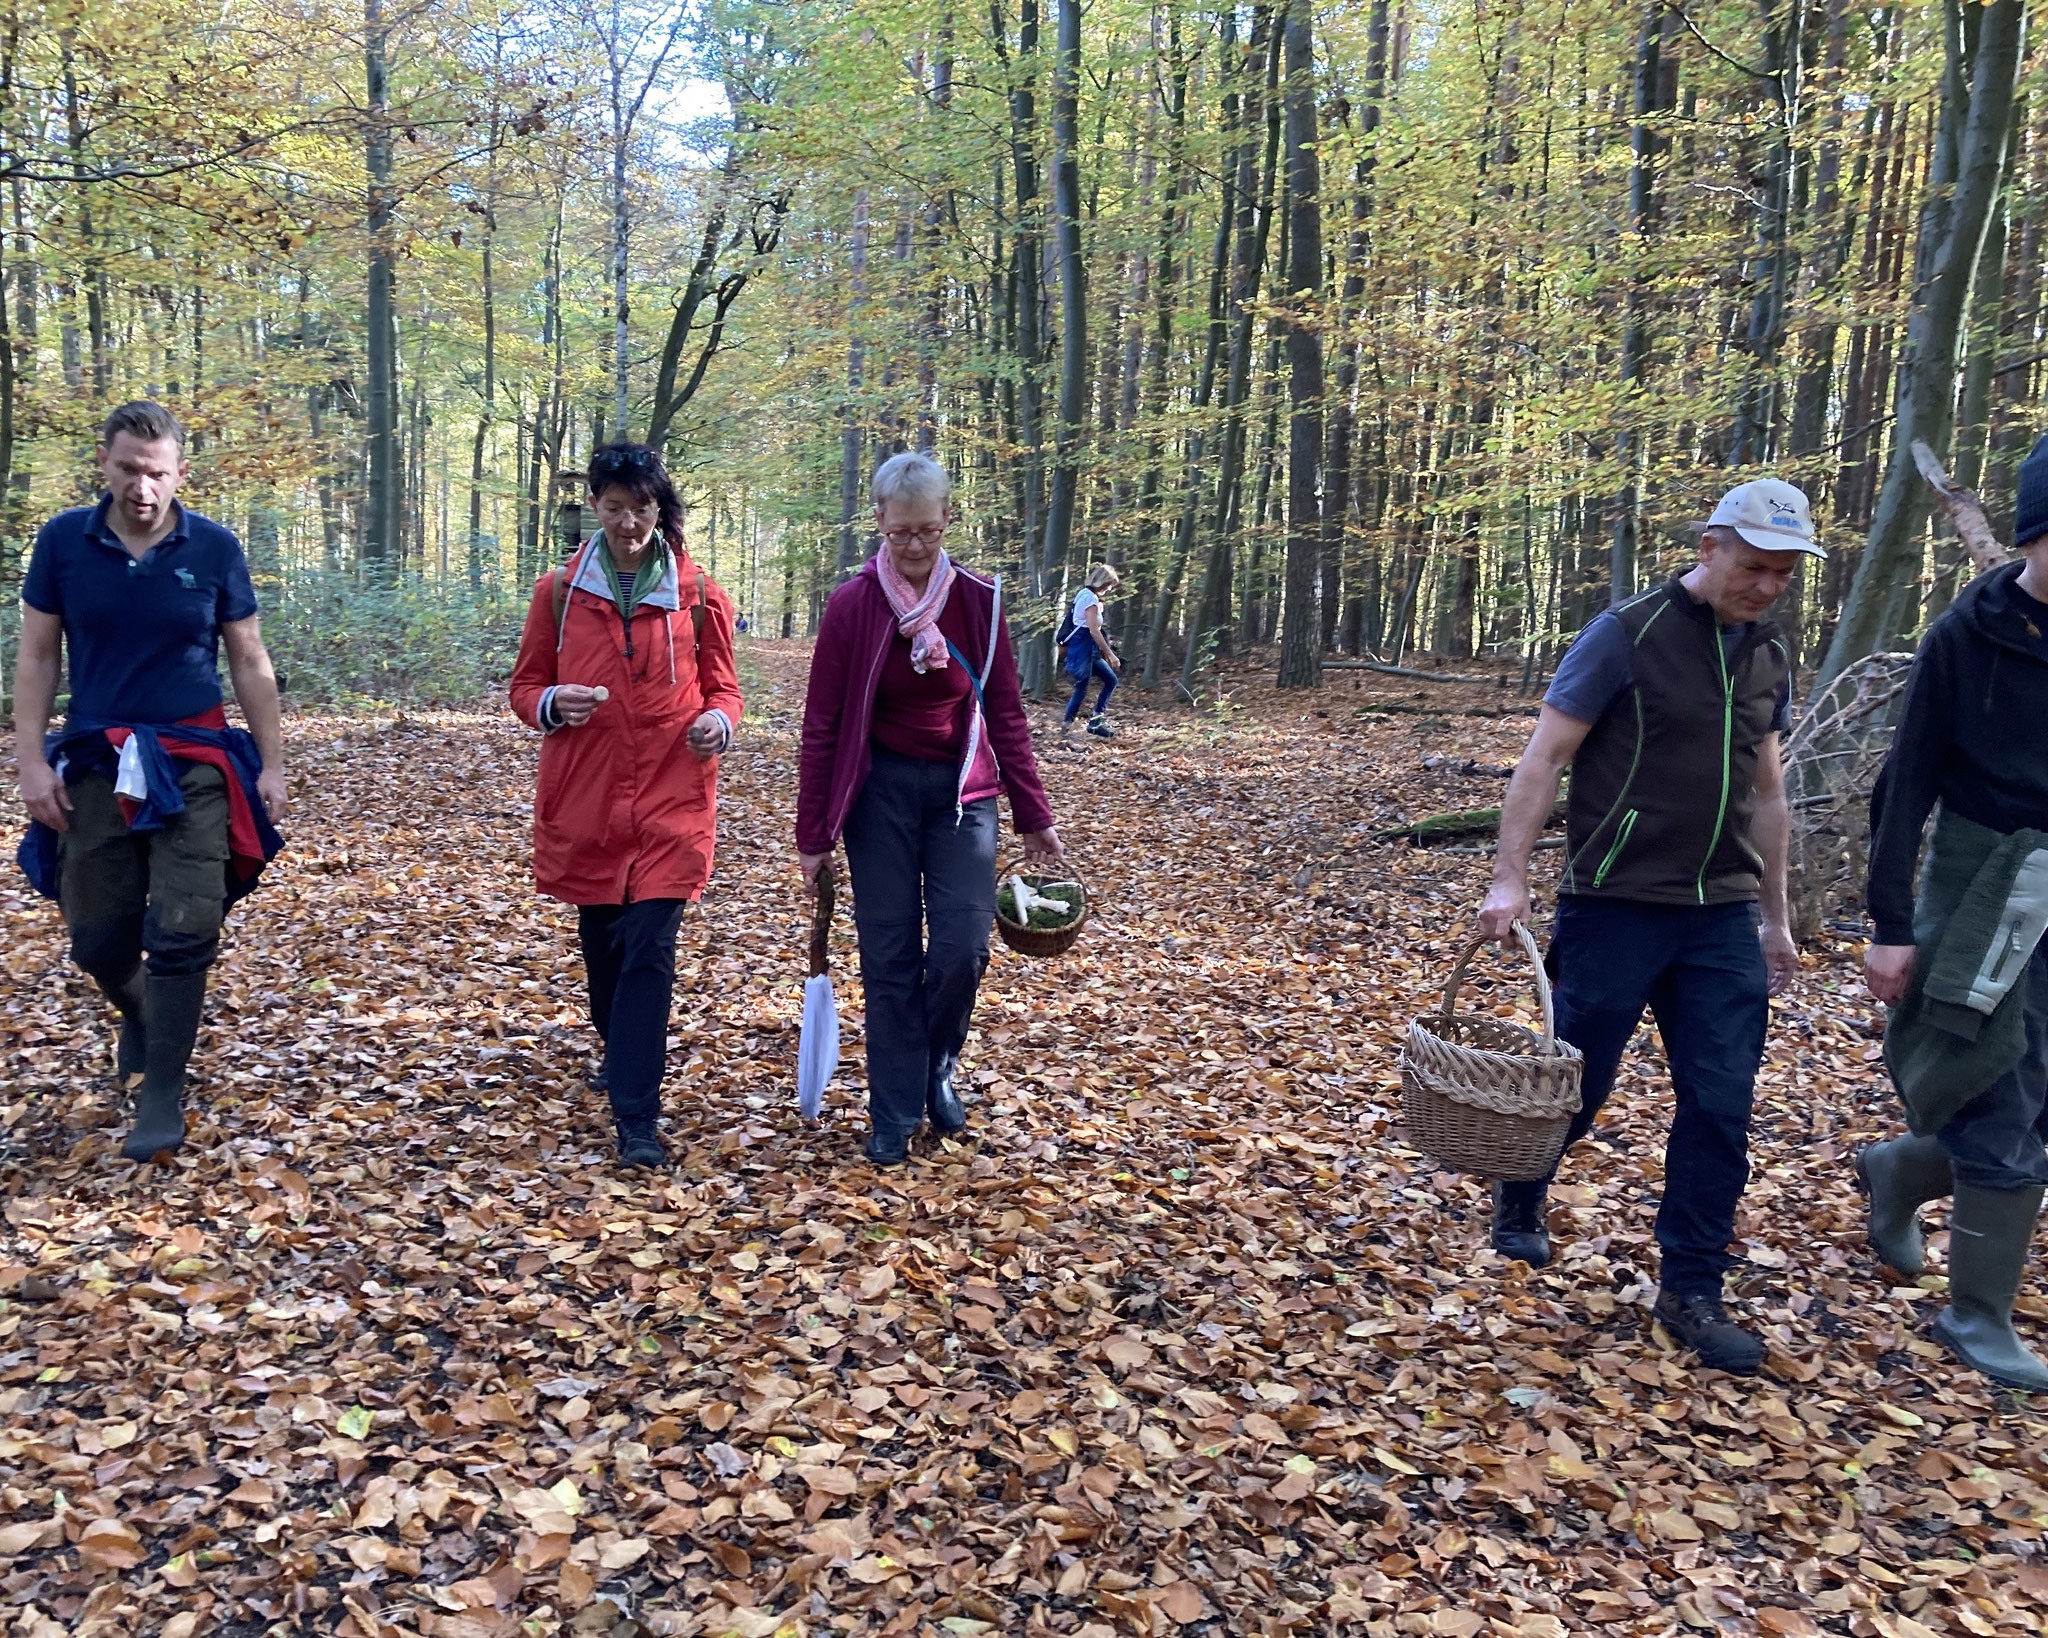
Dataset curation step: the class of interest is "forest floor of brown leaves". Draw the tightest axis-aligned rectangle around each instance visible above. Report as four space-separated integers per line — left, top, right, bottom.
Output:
3 641 2046 1638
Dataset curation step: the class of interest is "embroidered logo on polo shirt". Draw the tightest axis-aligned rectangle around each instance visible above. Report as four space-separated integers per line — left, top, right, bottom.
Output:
175 568 197 589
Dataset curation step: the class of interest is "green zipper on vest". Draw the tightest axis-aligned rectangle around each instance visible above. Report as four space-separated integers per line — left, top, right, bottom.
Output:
1593 809 1639 888
1696 629 1735 903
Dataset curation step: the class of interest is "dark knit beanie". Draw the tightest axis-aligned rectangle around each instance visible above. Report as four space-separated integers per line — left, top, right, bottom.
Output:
2019 433 2048 550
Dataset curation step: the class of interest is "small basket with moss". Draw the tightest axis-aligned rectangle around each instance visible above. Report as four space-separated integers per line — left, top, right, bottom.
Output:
995 867 1089 958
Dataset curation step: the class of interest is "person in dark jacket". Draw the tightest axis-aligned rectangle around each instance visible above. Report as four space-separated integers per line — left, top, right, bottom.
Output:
1476 479 1820 1375
796 452 1062 1166
1858 432 2048 1392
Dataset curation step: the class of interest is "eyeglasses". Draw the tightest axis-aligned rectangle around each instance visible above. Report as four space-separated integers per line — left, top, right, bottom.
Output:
881 525 946 546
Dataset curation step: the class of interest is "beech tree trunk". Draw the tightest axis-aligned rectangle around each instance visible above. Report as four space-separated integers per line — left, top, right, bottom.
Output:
1608 5 1675 605
1275 0 1323 689
839 189 871 577
363 0 397 578
1815 0 2027 692
1035 0 1087 692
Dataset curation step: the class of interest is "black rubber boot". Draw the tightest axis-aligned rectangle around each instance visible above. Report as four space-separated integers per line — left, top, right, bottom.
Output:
1653 1289 1764 1376
1933 1184 2048 1392
926 1055 967 1135
616 1122 667 1170
97 967 148 1082
1491 1181 1553 1268
122 971 207 1162
1856 1134 1953 1276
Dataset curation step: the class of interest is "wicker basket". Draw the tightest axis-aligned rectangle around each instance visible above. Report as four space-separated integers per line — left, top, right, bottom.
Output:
1400 923 1584 1181
995 866 1089 958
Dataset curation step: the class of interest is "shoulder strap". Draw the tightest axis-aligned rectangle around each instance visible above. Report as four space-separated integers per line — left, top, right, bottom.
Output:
552 568 568 628
944 640 987 710
692 570 707 658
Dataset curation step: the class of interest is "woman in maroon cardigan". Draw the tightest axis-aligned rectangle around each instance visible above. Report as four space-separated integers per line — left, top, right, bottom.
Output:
797 452 1062 1165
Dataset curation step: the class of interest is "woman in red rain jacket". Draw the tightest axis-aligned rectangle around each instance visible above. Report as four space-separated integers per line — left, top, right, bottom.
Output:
509 443 743 1169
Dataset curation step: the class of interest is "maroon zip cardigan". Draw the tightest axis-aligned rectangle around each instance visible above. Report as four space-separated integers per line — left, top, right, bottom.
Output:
796 556 1055 857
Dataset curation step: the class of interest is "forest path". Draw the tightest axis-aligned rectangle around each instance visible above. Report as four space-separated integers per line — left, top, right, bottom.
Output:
0 646 2042 1637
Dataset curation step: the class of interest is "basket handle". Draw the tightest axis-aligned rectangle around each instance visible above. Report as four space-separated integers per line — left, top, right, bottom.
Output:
1439 921 1556 1048
999 853 1085 882
808 863 836 978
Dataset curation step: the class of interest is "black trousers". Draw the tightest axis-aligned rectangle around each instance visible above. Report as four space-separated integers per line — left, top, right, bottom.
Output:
843 749 998 1139
577 898 687 1127
1497 896 1768 1296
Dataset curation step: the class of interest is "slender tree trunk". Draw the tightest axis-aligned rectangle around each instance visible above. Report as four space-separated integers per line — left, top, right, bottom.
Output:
1035 0 1087 687
1816 0 2027 689
996 0 1047 642
1935 111 2019 615
1608 5 1676 604
1179 7 1281 695
839 189 871 576
1276 0 1323 689
363 0 397 577
61 36 108 400
919 25 954 451
1144 12 1243 687
466 86 502 592
1727 3 1803 465
1131 9 1189 658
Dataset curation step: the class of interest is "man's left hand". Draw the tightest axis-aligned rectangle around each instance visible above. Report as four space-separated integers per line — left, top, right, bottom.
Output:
1761 919 1799 997
1019 827 1063 866
687 712 726 760
258 767 290 824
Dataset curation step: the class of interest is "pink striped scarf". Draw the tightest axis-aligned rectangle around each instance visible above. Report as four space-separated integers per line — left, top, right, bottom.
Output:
876 547 957 673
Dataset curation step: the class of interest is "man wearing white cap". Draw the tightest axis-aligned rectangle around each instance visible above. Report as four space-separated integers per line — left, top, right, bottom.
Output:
1474 478 1824 1374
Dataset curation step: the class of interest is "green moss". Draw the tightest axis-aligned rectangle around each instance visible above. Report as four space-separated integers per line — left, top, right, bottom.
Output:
999 878 1085 931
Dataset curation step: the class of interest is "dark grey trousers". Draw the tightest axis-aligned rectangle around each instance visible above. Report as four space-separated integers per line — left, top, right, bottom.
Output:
843 749 998 1139
1940 939 2048 1191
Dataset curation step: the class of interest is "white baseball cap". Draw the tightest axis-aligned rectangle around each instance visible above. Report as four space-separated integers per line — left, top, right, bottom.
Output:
1698 478 1823 557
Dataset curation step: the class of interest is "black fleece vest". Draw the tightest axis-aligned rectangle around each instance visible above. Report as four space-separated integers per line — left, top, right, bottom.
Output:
1561 580 1789 905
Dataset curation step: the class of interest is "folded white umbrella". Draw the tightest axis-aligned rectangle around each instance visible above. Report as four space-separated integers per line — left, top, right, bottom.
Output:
798 867 839 1122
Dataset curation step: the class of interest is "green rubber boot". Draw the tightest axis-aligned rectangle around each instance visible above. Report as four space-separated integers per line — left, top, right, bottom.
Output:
121 972 207 1163
1855 1134 1953 1276
1932 1184 2048 1393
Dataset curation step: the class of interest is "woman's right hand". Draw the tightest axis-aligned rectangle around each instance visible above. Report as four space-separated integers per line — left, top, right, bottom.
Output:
553 685 603 728
800 850 831 887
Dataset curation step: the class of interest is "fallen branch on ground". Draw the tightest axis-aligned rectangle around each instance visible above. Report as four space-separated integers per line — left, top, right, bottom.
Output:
1358 702 1540 720
1324 660 1504 684
1422 755 1517 777
1372 799 1565 846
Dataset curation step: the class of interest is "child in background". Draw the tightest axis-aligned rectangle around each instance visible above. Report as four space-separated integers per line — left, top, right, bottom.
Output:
1061 564 1123 739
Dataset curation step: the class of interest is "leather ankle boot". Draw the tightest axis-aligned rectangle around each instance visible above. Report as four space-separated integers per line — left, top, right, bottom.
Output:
1491 1181 1552 1268
926 1055 967 1134
1653 1288 1764 1376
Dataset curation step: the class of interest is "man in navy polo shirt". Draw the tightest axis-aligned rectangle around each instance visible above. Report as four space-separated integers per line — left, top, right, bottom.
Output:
13 401 288 1162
